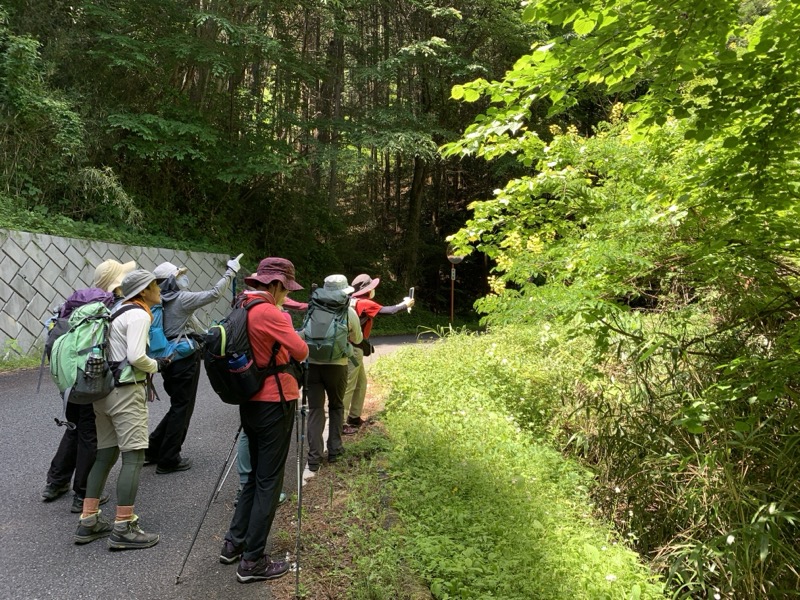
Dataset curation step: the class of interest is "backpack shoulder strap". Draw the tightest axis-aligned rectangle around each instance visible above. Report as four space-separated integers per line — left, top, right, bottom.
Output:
110 304 144 321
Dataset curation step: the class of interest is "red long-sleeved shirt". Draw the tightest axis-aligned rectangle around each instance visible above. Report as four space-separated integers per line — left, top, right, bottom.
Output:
243 291 309 402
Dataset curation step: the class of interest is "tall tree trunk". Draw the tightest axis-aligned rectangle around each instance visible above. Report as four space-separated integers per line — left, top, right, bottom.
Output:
401 155 427 287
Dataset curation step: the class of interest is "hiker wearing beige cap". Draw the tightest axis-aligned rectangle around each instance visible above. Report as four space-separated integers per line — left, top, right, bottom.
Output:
146 254 242 473
41 258 136 513
304 274 362 471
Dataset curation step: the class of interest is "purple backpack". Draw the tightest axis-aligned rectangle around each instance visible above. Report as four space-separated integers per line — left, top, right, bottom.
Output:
45 288 116 359
58 288 115 318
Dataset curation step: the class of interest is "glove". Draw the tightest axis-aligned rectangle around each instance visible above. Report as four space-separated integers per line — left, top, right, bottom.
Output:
155 357 172 372
226 253 244 274
403 297 415 308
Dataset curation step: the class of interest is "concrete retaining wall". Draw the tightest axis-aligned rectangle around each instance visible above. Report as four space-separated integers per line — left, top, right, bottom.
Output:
0 229 232 357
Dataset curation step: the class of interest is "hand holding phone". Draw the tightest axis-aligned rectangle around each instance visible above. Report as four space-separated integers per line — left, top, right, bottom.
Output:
406 287 415 313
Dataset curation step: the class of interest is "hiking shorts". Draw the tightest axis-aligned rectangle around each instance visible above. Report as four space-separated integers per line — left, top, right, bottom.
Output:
93 383 149 452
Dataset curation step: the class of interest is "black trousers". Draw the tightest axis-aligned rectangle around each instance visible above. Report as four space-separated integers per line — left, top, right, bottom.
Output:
226 399 295 561
46 402 97 497
147 352 201 468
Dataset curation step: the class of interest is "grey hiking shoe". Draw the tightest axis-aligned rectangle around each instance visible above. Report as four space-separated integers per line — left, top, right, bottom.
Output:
107 515 159 550
41 482 70 502
236 555 290 583
74 510 113 545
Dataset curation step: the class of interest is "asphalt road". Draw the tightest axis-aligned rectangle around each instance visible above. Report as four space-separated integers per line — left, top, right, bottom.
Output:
0 335 423 600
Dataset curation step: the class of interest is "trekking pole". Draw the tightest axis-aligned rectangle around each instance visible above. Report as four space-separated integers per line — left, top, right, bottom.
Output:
213 448 238 503
176 425 242 584
294 360 309 599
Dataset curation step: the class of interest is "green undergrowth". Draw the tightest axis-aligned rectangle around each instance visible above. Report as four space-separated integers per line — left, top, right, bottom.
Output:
0 339 41 371
0 195 234 256
370 328 664 599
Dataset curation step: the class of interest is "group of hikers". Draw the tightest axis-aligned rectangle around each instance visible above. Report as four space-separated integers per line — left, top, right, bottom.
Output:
40 254 414 583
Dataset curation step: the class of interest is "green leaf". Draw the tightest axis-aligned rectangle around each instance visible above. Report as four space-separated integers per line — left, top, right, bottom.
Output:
573 17 597 36
451 85 465 100
463 88 481 102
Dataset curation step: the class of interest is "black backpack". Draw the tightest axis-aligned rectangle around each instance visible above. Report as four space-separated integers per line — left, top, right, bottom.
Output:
203 297 302 405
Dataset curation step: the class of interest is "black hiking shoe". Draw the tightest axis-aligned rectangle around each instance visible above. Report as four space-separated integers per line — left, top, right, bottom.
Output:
219 539 243 564
107 516 159 550
70 494 110 514
74 510 113 544
236 555 290 583
41 482 70 501
156 457 192 474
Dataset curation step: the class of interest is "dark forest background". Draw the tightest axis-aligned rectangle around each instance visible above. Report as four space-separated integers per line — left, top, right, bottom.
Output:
1 0 562 309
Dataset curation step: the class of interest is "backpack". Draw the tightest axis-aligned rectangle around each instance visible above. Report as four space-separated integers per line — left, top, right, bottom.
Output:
300 288 353 362
43 288 116 360
147 303 195 359
203 297 301 405
49 302 138 405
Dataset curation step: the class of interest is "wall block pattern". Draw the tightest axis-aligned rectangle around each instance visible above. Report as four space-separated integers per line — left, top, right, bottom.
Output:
0 229 232 357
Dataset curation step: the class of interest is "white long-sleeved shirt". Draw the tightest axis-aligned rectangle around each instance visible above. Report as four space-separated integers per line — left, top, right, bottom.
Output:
108 305 158 380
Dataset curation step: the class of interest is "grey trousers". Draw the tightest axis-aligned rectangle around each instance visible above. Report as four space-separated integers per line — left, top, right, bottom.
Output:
306 363 348 466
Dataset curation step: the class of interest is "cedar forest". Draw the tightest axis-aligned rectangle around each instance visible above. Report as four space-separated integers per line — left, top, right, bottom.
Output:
2 0 798 597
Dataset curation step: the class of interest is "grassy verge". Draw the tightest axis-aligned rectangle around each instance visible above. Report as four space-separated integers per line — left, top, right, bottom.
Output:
370 332 664 599
278 327 663 599
0 340 41 372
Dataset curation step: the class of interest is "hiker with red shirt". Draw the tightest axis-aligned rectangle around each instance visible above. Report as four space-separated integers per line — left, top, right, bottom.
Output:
343 274 414 434
219 257 309 584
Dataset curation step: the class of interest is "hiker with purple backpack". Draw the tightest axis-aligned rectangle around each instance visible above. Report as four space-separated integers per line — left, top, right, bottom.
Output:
41 259 135 513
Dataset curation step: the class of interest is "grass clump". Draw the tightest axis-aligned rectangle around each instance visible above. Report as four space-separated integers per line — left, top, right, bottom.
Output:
372 327 664 599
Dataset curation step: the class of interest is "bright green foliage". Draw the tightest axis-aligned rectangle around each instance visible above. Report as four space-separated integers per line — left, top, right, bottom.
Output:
373 330 664 599
442 0 800 596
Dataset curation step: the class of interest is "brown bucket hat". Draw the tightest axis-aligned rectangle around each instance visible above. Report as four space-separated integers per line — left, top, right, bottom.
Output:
244 257 303 291
351 273 380 298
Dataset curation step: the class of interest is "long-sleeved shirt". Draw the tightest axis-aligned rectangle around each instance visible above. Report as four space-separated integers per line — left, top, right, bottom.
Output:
353 298 407 338
108 304 158 383
159 271 233 338
244 291 309 402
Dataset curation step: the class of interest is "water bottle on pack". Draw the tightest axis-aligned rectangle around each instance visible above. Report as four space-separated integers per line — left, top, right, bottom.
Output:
85 346 105 379
228 353 249 372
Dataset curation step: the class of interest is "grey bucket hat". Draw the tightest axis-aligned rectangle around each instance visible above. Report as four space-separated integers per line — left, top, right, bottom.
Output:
120 269 156 302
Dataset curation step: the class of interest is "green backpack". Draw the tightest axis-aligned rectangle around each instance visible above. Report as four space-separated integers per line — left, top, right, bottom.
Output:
299 288 353 362
49 302 139 405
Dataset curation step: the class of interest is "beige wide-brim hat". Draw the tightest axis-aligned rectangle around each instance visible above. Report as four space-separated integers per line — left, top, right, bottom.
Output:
94 260 136 293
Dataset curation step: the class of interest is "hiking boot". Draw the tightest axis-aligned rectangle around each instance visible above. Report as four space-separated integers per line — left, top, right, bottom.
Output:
343 424 359 435
41 482 70 502
219 539 243 564
346 416 365 427
156 457 192 474
107 516 159 550
71 493 110 513
327 452 341 464
307 462 320 473
236 555 290 583
74 510 113 544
